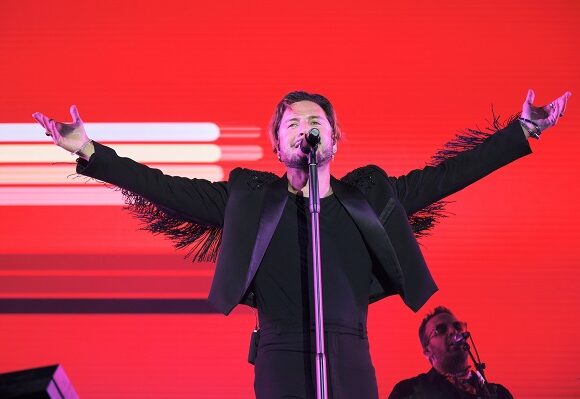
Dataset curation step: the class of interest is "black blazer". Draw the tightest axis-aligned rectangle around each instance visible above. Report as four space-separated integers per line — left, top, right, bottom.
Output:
77 122 531 315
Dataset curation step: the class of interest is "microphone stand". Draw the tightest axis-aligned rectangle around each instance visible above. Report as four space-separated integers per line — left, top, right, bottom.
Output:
308 146 328 399
462 335 492 397
462 336 486 383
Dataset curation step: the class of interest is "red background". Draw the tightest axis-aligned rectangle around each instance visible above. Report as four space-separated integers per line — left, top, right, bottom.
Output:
1 1 579 397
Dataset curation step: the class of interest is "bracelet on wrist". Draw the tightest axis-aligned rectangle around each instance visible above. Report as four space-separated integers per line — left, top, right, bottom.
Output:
518 117 541 140
71 140 92 156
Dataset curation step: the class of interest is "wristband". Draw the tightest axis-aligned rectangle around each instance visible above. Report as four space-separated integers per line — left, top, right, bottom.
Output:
518 117 541 140
71 140 92 156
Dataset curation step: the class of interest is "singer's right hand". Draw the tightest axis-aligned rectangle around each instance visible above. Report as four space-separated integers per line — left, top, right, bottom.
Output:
32 105 91 153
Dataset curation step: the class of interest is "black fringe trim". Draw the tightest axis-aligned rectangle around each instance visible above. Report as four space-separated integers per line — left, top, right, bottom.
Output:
409 109 517 237
408 201 448 238
429 109 517 167
121 189 222 263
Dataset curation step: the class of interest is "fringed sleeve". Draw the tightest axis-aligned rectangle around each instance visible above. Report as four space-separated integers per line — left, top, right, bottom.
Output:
429 111 518 165
408 110 518 237
117 168 278 263
75 142 227 263
121 189 223 262
407 201 448 238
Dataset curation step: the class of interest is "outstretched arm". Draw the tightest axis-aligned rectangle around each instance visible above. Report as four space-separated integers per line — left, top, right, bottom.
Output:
31 105 228 227
391 90 571 215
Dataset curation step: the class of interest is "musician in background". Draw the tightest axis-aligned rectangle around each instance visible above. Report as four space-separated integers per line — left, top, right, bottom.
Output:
388 306 513 399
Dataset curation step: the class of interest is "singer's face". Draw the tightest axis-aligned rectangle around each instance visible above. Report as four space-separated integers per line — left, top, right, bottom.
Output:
423 313 469 373
277 101 336 169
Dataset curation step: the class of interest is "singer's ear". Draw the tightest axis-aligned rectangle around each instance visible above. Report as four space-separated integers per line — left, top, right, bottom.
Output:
423 347 433 364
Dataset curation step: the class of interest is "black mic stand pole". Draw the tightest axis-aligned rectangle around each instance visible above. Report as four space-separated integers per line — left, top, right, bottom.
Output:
462 339 488 385
308 146 328 399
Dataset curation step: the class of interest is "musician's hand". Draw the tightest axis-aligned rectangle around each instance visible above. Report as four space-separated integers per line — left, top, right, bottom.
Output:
32 105 91 153
521 89 571 134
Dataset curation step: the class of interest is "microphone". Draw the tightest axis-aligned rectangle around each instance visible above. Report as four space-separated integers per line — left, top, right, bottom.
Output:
451 332 470 347
300 128 321 154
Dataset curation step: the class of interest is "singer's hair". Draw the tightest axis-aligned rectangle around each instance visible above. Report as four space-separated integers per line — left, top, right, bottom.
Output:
268 91 343 154
419 306 455 350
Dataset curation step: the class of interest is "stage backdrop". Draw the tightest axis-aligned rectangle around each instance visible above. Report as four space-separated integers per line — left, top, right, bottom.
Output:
1 1 579 397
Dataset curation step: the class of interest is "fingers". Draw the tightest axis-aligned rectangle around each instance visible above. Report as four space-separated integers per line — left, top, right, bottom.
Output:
521 89 535 119
526 89 535 105
32 112 52 132
560 91 572 116
50 119 58 134
69 104 82 124
549 91 572 124
551 102 562 126
31 112 58 143
48 119 60 144
32 112 47 129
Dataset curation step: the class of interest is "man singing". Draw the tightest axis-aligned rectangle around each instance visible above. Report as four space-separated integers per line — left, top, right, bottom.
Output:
388 306 513 399
32 89 570 398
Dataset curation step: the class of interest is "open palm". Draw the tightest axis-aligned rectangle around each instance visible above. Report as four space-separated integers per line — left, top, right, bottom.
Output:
32 105 90 153
522 89 571 132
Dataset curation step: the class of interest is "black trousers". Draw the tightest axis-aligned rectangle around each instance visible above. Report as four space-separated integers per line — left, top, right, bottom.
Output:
253 324 379 399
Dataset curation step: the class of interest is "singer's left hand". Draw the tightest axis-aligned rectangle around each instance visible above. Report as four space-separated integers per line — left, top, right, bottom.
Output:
521 89 572 134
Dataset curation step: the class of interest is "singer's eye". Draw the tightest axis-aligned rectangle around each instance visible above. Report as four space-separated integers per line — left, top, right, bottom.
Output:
453 321 466 332
287 123 298 128
311 121 321 125
434 324 448 335
432 321 466 337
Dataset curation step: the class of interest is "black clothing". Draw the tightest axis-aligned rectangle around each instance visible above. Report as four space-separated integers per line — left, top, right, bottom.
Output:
254 327 378 399
77 122 532 316
76 122 531 398
388 368 513 399
255 192 372 330
253 193 377 398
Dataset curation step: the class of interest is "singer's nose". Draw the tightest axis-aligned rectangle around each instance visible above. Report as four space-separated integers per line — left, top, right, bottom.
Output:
450 333 465 347
448 323 462 337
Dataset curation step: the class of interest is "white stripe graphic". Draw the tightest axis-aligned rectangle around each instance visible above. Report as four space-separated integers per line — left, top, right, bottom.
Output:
0 122 263 205
0 185 206 206
219 145 263 161
0 165 223 185
0 144 221 163
0 123 220 142
0 187 125 205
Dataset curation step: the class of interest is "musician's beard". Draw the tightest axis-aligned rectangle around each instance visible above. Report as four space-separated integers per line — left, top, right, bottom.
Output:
435 349 469 375
280 145 333 170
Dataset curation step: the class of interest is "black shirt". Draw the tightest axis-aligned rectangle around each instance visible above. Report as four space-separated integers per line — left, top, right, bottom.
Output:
254 192 373 331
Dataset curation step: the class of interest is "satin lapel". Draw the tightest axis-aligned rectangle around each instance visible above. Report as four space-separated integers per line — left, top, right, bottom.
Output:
331 177 386 239
331 177 404 288
243 176 288 291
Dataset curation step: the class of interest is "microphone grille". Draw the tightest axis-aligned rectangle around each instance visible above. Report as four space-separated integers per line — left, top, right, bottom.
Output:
307 128 321 145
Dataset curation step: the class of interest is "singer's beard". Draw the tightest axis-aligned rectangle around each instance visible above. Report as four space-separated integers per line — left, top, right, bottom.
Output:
280 146 333 170
436 349 469 375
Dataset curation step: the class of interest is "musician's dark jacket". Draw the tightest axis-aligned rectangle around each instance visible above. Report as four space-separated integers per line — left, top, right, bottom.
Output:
388 368 513 399
76 122 531 315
